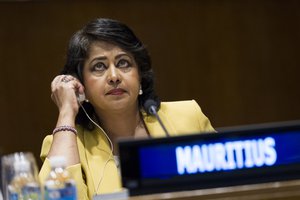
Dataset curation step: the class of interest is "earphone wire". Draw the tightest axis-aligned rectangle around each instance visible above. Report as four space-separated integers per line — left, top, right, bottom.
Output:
79 102 114 194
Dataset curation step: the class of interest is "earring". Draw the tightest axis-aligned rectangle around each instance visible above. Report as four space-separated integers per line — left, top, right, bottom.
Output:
139 85 143 95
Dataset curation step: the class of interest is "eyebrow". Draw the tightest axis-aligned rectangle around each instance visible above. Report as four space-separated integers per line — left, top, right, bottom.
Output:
89 53 130 64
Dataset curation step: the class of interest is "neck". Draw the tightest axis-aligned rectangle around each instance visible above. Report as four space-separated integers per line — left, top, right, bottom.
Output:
95 104 143 141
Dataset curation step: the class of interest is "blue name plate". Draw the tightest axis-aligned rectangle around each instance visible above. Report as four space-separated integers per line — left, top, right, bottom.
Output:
139 132 298 178
119 121 300 196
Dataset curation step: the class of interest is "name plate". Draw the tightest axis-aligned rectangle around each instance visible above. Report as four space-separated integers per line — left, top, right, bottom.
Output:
119 121 300 196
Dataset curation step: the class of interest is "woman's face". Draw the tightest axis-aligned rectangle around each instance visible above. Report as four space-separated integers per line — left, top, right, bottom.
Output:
82 41 140 113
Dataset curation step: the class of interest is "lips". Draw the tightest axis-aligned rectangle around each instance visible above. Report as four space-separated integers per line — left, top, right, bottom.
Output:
106 88 126 95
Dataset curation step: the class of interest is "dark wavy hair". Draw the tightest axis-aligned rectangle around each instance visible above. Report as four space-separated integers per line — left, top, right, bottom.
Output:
61 18 160 130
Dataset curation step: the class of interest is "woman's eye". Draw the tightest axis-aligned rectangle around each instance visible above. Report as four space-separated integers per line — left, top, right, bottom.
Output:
117 59 130 68
93 62 106 71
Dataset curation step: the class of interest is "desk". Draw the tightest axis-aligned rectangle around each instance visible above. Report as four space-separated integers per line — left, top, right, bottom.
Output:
128 179 300 200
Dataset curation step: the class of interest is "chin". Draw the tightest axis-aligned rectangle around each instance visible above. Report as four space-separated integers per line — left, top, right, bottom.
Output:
109 99 132 109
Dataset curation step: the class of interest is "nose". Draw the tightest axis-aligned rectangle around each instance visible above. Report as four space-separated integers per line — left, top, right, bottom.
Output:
107 66 121 85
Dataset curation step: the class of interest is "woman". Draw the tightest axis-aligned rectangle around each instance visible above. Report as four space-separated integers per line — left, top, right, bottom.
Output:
39 18 215 200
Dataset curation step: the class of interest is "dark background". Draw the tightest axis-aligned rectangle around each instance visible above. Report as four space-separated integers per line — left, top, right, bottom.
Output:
0 0 300 167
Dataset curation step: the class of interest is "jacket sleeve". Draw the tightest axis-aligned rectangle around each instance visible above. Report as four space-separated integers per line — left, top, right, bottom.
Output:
39 135 90 200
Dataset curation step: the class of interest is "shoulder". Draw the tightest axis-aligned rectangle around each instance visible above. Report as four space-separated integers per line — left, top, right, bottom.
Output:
158 100 215 134
40 134 53 161
160 100 201 114
159 100 206 121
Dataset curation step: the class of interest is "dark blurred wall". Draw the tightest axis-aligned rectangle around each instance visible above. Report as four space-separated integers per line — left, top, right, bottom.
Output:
0 0 300 166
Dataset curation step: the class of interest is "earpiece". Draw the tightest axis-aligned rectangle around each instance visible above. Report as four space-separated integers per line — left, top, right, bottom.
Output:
76 93 86 104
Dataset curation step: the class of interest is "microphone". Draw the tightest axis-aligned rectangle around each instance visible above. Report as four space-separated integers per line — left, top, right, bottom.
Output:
144 99 170 137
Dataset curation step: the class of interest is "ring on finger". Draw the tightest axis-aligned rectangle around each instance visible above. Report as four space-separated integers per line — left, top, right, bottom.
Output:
61 76 72 83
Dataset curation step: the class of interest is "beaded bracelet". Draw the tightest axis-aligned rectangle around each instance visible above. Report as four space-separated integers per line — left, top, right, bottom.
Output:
52 125 77 135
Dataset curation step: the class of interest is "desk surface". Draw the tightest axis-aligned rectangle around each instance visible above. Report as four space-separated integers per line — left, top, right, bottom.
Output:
128 179 300 200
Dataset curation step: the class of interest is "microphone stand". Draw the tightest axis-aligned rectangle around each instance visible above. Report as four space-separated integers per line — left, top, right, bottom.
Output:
149 106 170 137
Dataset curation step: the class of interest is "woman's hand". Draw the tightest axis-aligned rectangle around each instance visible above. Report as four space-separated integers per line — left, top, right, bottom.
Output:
51 75 85 119
49 75 83 166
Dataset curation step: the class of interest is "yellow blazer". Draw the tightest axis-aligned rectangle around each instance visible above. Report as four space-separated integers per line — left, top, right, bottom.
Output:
39 100 215 200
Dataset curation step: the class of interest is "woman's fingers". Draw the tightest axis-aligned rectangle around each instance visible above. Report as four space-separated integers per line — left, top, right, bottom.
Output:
51 75 82 92
50 75 85 108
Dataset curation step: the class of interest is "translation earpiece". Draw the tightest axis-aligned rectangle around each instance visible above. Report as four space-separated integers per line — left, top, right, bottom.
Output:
76 93 86 104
